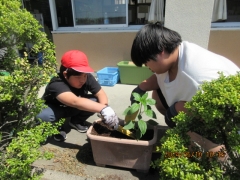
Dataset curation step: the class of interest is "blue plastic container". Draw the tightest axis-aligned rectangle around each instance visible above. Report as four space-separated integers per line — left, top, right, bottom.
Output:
97 67 119 86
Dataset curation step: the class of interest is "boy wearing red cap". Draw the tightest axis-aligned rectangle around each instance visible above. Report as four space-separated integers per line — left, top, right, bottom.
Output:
37 50 118 141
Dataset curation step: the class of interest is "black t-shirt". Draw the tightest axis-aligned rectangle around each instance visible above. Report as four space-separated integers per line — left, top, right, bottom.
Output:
42 73 101 106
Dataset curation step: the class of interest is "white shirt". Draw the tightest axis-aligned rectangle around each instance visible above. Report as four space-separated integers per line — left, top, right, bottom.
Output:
156 41 239 106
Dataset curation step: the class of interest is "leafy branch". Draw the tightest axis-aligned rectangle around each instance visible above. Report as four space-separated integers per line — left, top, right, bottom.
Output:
123 92 158 140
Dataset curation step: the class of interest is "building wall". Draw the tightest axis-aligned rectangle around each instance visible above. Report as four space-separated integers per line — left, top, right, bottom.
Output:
55 0 240 72
53 30 240 71
164 0 214 49
208 30 240 67
53 32 136 71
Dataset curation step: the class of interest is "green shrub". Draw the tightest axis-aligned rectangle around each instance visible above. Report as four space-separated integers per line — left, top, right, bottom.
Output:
0 120 62 180
152 72 240 179
0 0 60 179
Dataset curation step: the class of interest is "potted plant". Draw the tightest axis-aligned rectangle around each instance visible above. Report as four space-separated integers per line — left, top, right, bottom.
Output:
86 92 159 173
152 72 240 179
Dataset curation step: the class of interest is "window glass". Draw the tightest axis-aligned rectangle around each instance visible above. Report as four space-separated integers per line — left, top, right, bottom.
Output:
128 0 152 25
227 0 240 22
72 0 127 26
55 0 74 27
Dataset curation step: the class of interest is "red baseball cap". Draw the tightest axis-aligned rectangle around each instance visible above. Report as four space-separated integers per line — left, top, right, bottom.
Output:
61 50 94 73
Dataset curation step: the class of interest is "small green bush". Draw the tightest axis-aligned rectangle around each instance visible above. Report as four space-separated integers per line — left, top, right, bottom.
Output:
152 72 240 179
0 120 62 179
0 0 60 179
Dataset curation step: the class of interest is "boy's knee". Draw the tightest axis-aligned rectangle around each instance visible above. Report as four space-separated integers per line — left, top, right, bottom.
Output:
89 97 98 102
36 112 56 122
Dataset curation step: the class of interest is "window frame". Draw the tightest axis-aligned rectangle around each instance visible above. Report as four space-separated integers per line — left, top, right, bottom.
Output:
49 0 240 33
211 22 240 29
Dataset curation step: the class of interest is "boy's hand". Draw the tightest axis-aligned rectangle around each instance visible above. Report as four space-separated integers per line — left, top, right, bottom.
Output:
130 86 146 104
100 106 119 127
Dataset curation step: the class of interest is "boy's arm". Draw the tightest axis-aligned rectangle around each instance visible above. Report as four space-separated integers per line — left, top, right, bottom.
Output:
57 91 119 127
175 101 187 113
130 74 159 104
86 74 107 105
56 91 106 113
138 74 159 91
94 88 108 105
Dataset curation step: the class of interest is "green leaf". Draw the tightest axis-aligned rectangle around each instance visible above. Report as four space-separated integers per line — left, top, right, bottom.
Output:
138 120 147 136
123 121 135 130
145 109 157 119
147 119 159 126
140 92 148 102
146 98 156 105
143 104 148 112
132 92 141 102
141 93 148 100
123 106 131 115
146 104 152 111
127 103 140 115
136 129 142 140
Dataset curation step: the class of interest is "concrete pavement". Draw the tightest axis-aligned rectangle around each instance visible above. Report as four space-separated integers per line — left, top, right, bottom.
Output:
33 81 168 180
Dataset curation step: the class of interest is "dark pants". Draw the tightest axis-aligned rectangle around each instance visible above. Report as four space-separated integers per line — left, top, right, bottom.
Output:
36 94 97 124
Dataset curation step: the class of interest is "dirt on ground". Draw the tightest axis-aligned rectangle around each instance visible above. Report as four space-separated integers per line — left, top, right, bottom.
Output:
39 145 126 180
40 145 93 178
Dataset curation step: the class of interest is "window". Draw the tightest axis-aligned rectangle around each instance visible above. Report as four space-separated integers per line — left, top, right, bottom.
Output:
55 0 128 28
211 0 240 28
49 0 240 31
52 0 155 29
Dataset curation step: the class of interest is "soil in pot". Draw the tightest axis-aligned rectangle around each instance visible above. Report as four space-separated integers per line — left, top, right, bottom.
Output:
91 121 154 141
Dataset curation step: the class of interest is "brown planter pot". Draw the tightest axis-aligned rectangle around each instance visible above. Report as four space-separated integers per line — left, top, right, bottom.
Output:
187 132 229 161
86 119 158 173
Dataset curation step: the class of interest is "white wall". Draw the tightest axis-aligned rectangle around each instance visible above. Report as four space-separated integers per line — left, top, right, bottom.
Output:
164 0 214 49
